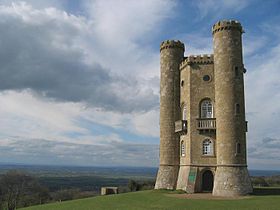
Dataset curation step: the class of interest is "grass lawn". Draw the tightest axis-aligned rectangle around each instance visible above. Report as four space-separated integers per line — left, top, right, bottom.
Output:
21 189 280 210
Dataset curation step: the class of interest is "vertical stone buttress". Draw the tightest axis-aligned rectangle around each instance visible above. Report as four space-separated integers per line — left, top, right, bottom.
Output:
212 20 253 196
155 40 185 189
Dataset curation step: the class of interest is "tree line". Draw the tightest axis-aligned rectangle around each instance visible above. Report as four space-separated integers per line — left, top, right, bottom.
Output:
0 170 97 210
0 170 49 210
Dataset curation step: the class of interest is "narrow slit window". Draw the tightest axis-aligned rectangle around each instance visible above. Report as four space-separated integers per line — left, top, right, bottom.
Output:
181 141 185 157
235 66 239 77
235 104 240 114
236 143 241 154
181 80 184 87
182 106 187 120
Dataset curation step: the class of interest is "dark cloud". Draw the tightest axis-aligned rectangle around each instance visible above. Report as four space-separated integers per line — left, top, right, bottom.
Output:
248 137 280 160
0 4 158 113
262 137 280 148
0 137 159 167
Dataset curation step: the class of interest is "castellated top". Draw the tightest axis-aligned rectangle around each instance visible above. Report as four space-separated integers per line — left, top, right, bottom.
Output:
160 40 185 52
155 20 253 197
212 20 243 34
180 54 214 68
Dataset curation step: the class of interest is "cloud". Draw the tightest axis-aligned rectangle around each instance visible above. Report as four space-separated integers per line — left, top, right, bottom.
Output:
0 90 87 142
0 2 162 113
0 136 159 167
179 33 213 55
243 34 268 58
248 137 280 169
244 20 280 169
0 90 160 144
194 0 250 20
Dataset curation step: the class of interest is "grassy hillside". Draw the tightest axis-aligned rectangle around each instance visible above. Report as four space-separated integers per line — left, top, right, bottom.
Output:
20 189 280 210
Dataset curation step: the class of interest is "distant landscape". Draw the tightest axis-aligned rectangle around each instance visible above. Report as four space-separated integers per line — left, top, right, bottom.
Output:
1 163 279 177
0 164 157 191
0 163 279 193
0 164 279 210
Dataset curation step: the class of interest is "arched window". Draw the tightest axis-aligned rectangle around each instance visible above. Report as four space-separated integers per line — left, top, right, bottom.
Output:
200 99 213 118
181 141 185 157
202 139 213 155
182 105 187 120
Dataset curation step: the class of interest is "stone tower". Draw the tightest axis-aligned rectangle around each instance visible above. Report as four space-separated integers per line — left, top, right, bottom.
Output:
155 40 185 189
212 21 252 196
155 20 253 196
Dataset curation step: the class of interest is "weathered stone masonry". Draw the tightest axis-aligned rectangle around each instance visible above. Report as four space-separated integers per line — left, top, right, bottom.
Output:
155 20 253 196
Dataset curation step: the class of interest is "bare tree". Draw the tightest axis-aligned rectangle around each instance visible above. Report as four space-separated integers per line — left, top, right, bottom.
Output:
1 170 35 210
0 184 4 210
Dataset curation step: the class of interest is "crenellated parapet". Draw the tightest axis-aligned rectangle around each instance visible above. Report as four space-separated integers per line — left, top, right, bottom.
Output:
160 40 185 52
180 54 214 69
212 20 243 35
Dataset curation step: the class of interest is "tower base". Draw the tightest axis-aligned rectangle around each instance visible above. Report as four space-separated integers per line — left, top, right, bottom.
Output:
154 165 179 190
213 166 253 196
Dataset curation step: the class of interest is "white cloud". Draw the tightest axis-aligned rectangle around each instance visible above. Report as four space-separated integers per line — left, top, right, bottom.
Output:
82 0 176 77
0 90 85 141
194 0 250 20
0 0 169 166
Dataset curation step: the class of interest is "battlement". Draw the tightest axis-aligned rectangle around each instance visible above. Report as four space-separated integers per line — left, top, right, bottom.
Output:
212 20 243 35
180 54 214 69
160 40 185 52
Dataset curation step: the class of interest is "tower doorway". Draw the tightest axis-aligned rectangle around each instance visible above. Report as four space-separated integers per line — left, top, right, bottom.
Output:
202 170 214 192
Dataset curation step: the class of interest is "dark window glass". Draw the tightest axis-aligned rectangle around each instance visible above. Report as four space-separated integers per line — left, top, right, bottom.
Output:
203 75 210 81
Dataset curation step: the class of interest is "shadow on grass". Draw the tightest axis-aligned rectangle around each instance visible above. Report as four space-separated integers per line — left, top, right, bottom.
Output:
253 187 280 196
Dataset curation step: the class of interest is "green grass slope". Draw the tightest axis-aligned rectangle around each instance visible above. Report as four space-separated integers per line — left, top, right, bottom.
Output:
21 190 280 210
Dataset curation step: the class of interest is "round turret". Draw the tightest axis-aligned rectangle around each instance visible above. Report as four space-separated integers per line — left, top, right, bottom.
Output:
155 40 185 190
212 20 252 196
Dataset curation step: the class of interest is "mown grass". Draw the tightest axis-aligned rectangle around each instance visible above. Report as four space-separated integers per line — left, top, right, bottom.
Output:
21 189 280 210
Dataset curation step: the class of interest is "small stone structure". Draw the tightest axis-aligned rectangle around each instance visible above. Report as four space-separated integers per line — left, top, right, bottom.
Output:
101 187 118 195
155 20 253 196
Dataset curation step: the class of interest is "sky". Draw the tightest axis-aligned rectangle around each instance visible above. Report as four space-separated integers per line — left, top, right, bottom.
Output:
0 0 279 170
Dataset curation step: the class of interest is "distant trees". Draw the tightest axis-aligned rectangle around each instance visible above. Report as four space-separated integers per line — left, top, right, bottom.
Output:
127 179 155 192
52 189 80 202
251 176 280 187
0 170 50 210
251 177 269 187
128 180 138 191
0 185 4 210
